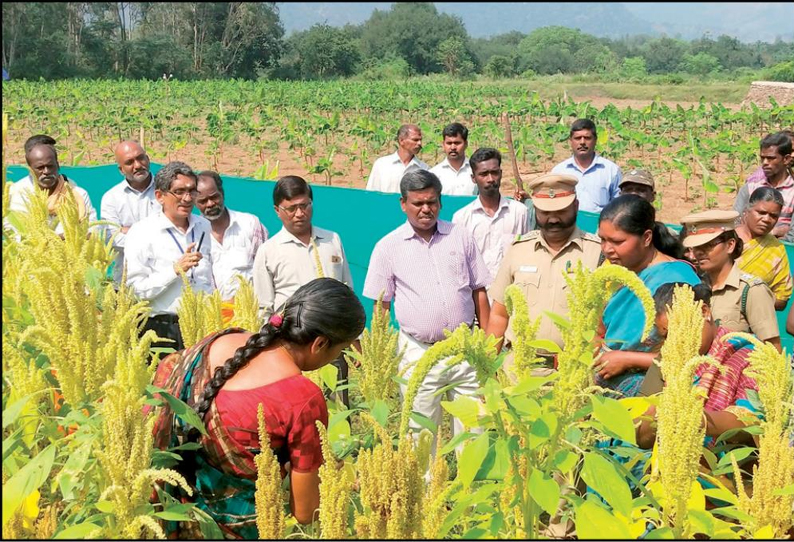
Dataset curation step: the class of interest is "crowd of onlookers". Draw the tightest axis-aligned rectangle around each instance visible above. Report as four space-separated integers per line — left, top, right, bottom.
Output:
6 123 792 535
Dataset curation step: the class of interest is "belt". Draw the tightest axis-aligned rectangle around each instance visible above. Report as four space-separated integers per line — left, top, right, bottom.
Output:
149 314 179 325
404 322 475 347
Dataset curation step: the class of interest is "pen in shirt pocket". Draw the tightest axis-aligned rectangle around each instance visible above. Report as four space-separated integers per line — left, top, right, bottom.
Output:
197 232 206 253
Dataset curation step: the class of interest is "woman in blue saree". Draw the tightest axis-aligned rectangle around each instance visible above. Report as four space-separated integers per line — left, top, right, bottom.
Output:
594 195 701 397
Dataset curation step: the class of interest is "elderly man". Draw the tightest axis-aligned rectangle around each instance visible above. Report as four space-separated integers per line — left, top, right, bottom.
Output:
363 169 491 455
125 162 214 352
101 140 159 284
366 124 429 193
452 148 528 282
8 135 97 235
552 118 621 214
195 170 267 301
486 173 602 377
431 122 476 196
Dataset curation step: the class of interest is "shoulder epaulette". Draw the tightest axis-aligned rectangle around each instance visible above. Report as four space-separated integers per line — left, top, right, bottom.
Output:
513 231 540 244
582 232 601 243
739 273 765 287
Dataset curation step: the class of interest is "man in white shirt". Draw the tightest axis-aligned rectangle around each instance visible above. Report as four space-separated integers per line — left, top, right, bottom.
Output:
366 124 429 193
195 170 267 301
253 175 354 404
8 135 97 236
431 122 476 196
101 141 159 284
125 161 214 353
551 118 622 214
452 148 528 283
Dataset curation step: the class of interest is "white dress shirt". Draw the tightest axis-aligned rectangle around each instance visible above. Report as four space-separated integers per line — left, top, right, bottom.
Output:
431 157 476 196
125 213 215 315
366 151 429 193
8 175 97 235
100 176 159 283
451 196 528 280
210 209 268 301
253 225 353 317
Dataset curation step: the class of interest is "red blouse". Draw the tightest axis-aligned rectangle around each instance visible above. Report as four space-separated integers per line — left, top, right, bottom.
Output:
214 374 328 474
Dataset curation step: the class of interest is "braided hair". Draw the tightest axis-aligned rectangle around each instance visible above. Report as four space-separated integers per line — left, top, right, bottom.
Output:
194 278 366 420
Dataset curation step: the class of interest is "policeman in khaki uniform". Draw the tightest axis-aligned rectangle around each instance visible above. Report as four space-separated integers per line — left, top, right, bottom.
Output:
486 173 603 377
681 210 781 350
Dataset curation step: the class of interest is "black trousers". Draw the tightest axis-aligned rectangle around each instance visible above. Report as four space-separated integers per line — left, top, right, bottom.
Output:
328 355 350 408
141 314 184 361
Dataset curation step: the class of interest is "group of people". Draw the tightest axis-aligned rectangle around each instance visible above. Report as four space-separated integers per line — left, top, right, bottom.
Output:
7 122 793 537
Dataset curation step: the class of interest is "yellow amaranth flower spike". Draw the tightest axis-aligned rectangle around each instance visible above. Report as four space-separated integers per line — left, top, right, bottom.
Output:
255 404 285 539
316 421 353 539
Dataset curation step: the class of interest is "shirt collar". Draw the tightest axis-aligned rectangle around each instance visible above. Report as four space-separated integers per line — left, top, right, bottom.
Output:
721 263 743 291
158 212 199 235
122 175 154 195
472 195 509 214
276 226 324 245
565 154 604 173
391 151 421 167
533 227 586 252
400 219 452 240
439 156 470 171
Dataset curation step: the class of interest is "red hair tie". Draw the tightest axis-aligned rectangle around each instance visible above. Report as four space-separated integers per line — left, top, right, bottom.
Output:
269 313 283 328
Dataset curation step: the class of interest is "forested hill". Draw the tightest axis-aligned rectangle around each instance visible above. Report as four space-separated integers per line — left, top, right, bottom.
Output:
278 2 794 42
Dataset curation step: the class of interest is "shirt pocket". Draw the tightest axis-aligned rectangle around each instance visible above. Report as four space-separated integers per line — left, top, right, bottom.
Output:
514 270 541 307
599 186 611 206
225 248 252 272
714 300 744 332
327 253 346 280
447 254 470 288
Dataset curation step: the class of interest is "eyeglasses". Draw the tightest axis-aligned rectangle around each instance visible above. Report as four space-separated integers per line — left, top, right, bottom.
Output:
167 188 199 200
278 201 312 215
692 238 725 254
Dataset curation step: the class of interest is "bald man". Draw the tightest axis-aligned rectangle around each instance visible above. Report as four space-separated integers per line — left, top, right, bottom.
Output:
8 138 97 236
101 141 159 283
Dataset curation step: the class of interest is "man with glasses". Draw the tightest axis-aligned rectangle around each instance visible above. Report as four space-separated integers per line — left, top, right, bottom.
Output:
253 175 354 403
125 161 215 354
195 170 267 301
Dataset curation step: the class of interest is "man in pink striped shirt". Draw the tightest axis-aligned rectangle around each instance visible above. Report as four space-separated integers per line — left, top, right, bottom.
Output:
363 169 491 454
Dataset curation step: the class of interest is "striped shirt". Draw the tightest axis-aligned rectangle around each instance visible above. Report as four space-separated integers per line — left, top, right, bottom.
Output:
363 219 491 344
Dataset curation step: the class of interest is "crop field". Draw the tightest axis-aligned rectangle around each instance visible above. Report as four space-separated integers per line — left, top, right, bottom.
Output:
2 79 794 540
3 79 793 223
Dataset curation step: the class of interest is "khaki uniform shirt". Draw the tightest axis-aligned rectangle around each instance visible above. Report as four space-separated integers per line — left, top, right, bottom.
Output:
490 227 603 348
711 262 779 341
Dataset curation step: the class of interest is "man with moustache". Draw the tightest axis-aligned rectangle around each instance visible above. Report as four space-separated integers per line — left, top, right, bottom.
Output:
486 173 602 378
366 124 429 193
101 140 159 284
552 118 622 214
125 162 214 353
195 170 267 301
9 135 97 236
431 122 476 196
363 169 491 455
452 148 528 283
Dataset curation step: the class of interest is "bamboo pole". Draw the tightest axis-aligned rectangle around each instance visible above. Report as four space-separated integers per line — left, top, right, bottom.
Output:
502 112 523 192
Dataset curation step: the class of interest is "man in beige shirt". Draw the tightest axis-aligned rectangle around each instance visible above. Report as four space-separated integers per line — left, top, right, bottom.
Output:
253 175 354 404
486 173 603 374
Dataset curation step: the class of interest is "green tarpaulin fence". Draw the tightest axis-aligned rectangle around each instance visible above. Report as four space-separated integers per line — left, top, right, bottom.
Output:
7 163 793 351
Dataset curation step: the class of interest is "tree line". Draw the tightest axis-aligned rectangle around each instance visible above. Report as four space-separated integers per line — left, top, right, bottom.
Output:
3 2 793 82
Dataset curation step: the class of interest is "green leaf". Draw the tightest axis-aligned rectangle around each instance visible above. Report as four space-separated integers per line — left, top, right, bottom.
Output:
644 526 675 539
529 414 557 449
461 527 488 539
155 390 208 436
95 500 115 513
457 433 490 488
409 412 438 433
688 509 715 536
53 522 102 539
543 311 572 330
370 400 389 427
526 339 562 353
3 394 32 430
155 510 194 521
327 419 350 444
318 363 338 392
489 512 504 537
439 432 477 455
773 484 794 496
574 500 632 539
441 396 480 428
511 372 558 395
580 452 633 517
2 443 56 527
475 436 510 481
591 395 636 445
553 450 579 474
506 395 541 419
528 469 560 515
193 507 225 540
716 446 755 468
